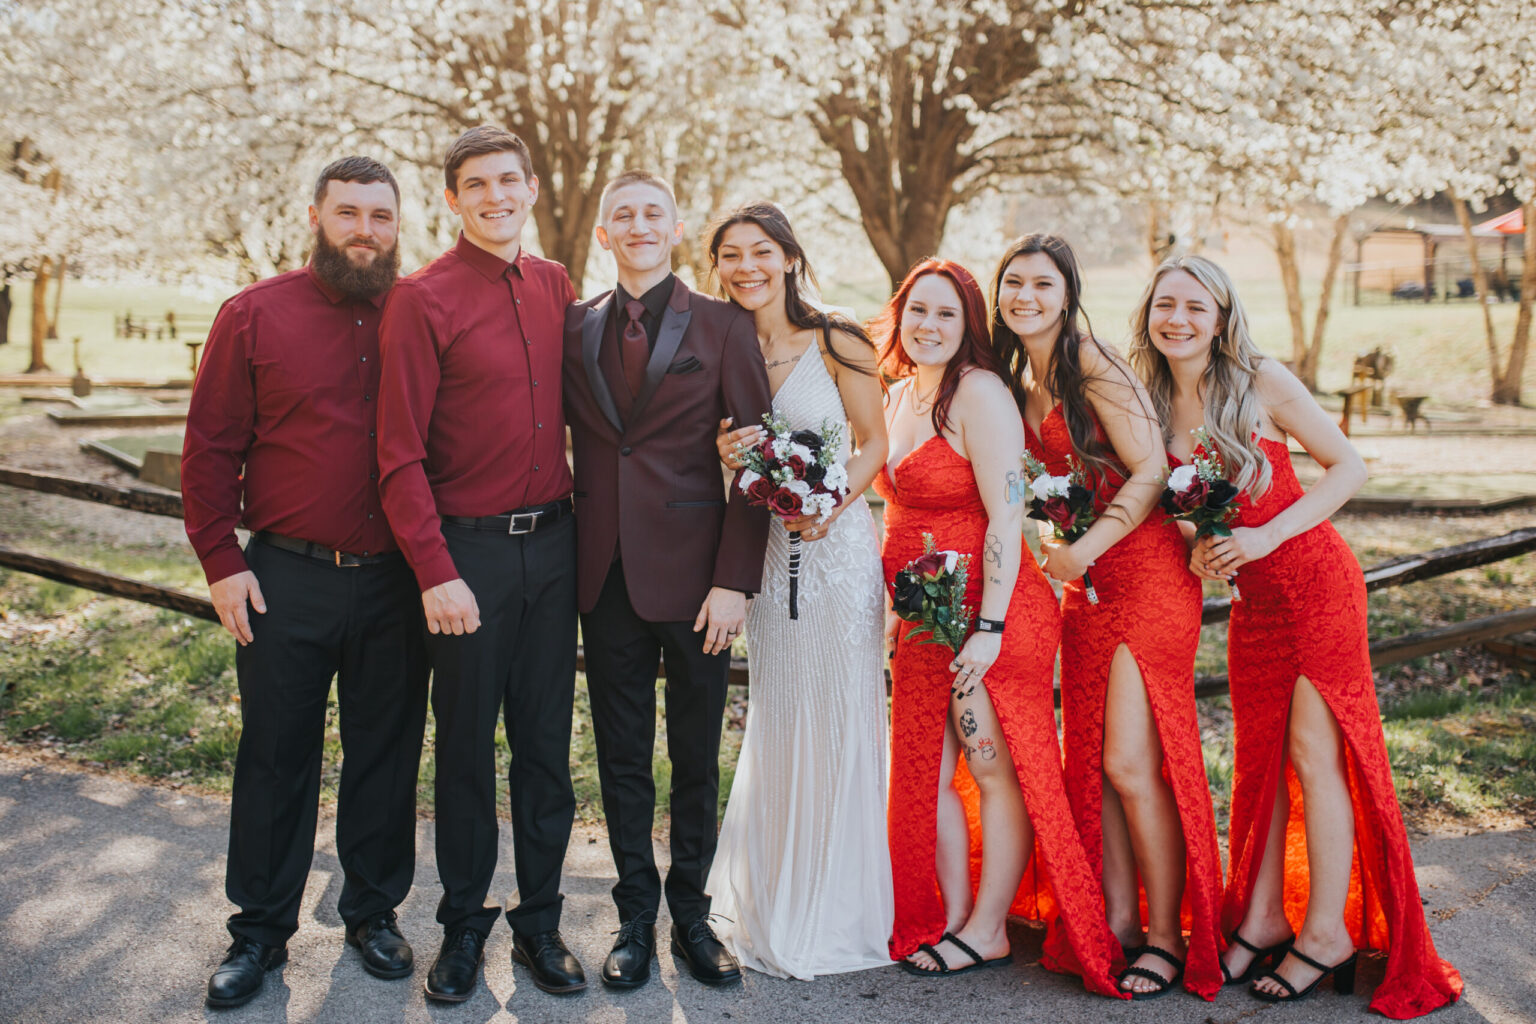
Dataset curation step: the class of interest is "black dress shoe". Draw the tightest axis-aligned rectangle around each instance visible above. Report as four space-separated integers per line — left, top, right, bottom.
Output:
206 935 287 1009
424 928 486 1003
671 918 741 986
346 911 413 980
602 915 657 990
511 929 587 994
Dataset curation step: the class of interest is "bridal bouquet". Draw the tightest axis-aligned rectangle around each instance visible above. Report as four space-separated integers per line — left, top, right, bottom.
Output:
1021 451 1102 604
736 414 850 619
1159 426 1244 600
891 533 974 654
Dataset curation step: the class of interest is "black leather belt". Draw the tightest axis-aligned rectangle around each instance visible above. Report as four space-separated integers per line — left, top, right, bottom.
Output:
253 531 401 567
441 497 573 535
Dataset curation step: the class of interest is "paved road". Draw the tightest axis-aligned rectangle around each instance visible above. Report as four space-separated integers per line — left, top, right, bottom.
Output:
1 753 1531 1024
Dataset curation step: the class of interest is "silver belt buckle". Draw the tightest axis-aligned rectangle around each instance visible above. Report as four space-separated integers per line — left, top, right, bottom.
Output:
507 511 541 534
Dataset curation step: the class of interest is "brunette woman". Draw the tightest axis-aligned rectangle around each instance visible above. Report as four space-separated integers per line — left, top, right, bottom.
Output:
992 234 1222 999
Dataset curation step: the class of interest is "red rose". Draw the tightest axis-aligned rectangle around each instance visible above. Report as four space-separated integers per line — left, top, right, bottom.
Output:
767 487 803 518
745 476 777 505
911 551 948 578
1042 495 1075 528
1173 478 1209 514
786 454 807 476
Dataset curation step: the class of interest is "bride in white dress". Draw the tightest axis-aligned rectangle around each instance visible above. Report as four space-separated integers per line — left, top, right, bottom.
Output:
704 202 894 979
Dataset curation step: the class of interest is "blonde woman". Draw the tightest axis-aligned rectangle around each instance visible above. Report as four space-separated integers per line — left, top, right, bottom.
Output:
1128 256 1462 1016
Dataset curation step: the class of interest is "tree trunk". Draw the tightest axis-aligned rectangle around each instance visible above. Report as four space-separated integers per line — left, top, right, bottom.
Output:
27 256 53 373
1495 198 1536 406
46 254 66 339
1147 201 1171 267
1300 213 1351 390
1450 193 1505 398
0 281 11 346
1272 218 1307 371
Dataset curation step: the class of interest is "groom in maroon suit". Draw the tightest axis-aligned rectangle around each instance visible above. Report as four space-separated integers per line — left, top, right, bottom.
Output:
562 171 770 990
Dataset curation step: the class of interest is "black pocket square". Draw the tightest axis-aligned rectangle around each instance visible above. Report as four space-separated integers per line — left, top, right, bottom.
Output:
666 356 703 375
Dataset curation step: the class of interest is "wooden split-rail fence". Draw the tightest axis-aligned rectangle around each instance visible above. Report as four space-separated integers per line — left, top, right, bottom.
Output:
1 464 1533 701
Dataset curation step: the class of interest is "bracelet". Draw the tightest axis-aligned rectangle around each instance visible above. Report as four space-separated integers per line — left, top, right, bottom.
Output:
974 617 1006 634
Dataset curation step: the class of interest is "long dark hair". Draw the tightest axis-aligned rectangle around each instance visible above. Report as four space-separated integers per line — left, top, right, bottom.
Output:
705 201 875 376
873 258 1003 435
989 233 1125 481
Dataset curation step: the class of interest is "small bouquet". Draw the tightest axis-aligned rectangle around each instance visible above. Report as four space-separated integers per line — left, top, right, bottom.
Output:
891 533 974 653
1159 426 1244 600
736 414 851 619
1021 451 1102 604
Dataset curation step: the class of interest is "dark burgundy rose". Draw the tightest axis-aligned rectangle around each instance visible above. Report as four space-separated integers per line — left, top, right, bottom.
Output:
892 570 926 616
790 429 825 452
911 551 948 579
767 488 803 517
786 455 807 475
1172 478 1209 513
1041 495 1075 527
745 476 777 505
804 461 827 485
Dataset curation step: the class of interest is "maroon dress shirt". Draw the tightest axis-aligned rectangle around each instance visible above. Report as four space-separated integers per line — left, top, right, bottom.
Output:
182 265 394 585
377 234 575 591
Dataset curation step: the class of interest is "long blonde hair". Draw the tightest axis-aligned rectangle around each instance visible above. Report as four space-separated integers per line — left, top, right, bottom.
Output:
1127 255 1272 500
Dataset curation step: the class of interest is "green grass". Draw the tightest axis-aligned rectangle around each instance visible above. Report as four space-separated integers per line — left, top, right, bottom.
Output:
1383 682 1536 821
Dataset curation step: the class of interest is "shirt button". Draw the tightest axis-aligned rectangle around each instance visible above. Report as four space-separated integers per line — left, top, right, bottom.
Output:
368 513 374 519
534 465 540 471
360 355 367 362
369 430 375 438
532 380 539 387
355 319 362 326
363 551 370 556
515 298 521 305
364 394 372 401
620 446 633 456
536 423 542 429
369 472 377 480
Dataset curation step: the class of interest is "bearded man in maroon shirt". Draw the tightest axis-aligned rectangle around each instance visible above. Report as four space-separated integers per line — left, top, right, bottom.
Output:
182 157 429 1010
375 126 585 1003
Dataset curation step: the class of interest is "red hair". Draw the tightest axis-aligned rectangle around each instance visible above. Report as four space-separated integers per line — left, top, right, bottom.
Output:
872 258 1003 434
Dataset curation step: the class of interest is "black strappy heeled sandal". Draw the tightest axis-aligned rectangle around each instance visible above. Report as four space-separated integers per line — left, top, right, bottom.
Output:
898 932 1013 977
1249 947 1357 1003
1221 930 1294 986
1117 944 1184 1000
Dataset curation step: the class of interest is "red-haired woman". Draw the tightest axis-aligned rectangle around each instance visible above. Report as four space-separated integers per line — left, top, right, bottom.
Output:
990 234 1222 1000
873 258 1119 996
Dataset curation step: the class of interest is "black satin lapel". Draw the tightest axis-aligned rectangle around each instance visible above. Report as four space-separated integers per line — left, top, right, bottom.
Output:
582 296 623 434
630 304 690 422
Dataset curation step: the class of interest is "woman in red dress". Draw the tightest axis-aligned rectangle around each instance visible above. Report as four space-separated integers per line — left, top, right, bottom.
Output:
1129 255 1462 1016
874 258 1119 996
991 234 1222 999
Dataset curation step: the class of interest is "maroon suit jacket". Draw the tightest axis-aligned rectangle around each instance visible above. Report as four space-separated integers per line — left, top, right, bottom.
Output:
562 277 771 621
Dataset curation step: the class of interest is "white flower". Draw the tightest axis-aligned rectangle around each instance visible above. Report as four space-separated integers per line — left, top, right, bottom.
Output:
807 493 836 518
1168 464 1198 491
1030 474 1071 501
787 442 814 464
737 469 761 491
771 438 791 461
822 463 849 493
786 478 812 498
943 550 958 573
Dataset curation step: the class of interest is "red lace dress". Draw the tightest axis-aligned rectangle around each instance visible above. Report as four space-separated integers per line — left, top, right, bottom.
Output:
1026 405 1223 999
1215 436 1462 1019
876 434 1121 998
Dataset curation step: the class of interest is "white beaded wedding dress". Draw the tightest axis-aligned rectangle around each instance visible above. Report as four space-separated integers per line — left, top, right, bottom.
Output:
706 344 894 979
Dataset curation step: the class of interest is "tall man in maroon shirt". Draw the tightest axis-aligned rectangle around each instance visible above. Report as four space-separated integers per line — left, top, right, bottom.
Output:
563 171 771 990
183 157 429 1010
376 126 585 1003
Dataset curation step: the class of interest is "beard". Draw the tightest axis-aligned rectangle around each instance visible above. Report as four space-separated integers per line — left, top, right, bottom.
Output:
310 228 400 300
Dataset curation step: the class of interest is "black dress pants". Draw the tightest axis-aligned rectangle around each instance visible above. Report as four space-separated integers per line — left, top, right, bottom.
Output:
227 538 429 947
581 561 731 925
430 516 577 938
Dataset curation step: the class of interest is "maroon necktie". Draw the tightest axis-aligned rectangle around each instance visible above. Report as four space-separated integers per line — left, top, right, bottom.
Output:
622 299 649 398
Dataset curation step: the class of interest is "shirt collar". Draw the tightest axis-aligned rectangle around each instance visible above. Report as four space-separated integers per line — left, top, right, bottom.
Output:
305 263 388 309
616 273 675 320
454 232 526 282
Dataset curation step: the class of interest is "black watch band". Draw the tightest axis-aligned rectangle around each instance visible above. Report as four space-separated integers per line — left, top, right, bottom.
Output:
975 617 1006 634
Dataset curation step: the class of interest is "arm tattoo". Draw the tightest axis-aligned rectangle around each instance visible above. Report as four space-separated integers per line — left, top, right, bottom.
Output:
959 708 978 737
984 532 1003 567
988 575 1003 586
1005 470 1027 505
